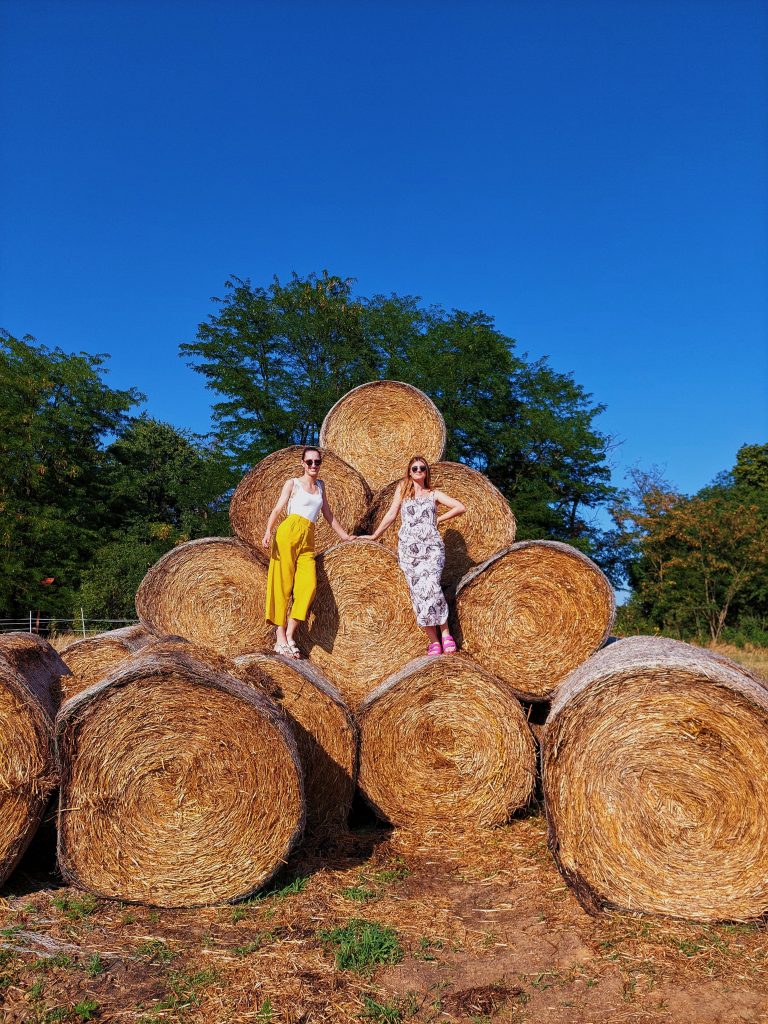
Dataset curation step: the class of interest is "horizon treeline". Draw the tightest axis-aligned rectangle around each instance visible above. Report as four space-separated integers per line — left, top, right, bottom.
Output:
2 272 766 647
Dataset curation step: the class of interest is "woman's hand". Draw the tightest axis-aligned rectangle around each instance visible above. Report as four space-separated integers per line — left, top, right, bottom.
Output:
262 529 272 550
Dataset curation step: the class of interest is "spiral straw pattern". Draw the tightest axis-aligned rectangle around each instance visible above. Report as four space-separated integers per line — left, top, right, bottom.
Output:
61 625 152 701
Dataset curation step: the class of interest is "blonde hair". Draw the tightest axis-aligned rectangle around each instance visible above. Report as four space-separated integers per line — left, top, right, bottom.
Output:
399 456 432 501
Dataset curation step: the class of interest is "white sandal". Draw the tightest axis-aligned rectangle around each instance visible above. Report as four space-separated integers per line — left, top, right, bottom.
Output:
274 641 293 657
286 640 301 659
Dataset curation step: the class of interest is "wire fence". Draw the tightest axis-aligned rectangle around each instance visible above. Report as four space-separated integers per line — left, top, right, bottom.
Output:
0 612 139 638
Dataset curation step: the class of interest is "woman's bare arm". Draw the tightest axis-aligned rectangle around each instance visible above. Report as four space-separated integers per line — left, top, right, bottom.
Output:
262 479 294 549
321 487 352 541
361 487 403 540
433 489 466 526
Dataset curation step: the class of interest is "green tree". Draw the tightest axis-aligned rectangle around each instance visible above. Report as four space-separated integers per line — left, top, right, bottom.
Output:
182 272 616 562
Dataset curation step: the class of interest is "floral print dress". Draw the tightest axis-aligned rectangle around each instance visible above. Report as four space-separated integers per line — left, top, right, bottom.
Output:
397 492 449 627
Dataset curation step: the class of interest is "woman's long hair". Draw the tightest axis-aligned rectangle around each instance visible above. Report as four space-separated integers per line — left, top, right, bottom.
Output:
399 456 432 501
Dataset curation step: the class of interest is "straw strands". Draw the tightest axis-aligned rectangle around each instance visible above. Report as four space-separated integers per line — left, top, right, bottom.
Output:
233 654 358 832
56 646 304 907
319 380 446 491
362 461 517 589
60 626 153 701
358 654 536 827
298 540 425 709
455 541 615 701
230 446 371 561
0 633 66 884
135 537 272 657
544 637 768 921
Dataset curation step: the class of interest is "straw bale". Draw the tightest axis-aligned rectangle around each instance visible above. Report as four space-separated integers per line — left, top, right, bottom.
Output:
60 626 153 701
135 537 272 657
298 540 425 709
319 380 446 490
454 541 615 701
358 654 536 827
362 461 517 590
233 654 358 832
543 636 768 921
56 646 304 907
230 446 370 561
0 633 66 884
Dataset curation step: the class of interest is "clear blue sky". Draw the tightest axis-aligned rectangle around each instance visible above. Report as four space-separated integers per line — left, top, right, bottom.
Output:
1 0 766 500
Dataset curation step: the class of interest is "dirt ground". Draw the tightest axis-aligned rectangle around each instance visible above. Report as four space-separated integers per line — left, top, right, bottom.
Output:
1 804 766 1024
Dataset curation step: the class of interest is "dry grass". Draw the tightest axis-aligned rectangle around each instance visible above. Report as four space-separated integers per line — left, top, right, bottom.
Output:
709 642 768 683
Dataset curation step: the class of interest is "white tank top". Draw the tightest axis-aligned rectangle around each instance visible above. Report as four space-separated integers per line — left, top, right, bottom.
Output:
287 478 324 523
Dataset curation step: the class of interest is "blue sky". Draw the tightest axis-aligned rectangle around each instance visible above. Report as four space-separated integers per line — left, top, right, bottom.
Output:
1 0 766 502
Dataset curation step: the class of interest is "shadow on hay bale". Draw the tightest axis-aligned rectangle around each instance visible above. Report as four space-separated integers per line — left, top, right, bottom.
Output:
361 461 517 591
56 647 304 908
0 633 68 887
357 653 536 829
453 540 615 701
543 636 768 922
135 537 273 657
233 653 358 834
230 446 371 562
319 380 446 491
60 625 153 701
298 540 424 710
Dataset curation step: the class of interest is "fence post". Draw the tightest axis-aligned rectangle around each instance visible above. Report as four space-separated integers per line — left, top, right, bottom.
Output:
29 611 32 633
80 608 86 638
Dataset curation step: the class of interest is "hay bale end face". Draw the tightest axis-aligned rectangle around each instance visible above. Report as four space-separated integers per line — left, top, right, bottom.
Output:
61 626 152 702
298 540 425 710
358 654 536 828
135 537 272 657
362 461 517 590
233 654 358 832
230 446 371 562
543 637 768 921
56 647 304 907
454 541 615 701
0 633 66 885
319 380 446 491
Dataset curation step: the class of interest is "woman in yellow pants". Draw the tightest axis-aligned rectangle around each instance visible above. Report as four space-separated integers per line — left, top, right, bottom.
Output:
262 447 351 658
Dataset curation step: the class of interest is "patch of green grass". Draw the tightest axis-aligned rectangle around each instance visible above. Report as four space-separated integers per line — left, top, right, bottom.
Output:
233 932 276 956
73 999 100 1021
361 995 404 1022
29 978 45 1000
147 910 160 924
32 953 77 973
369 859 410 884
256 997 274 1021
263 875 310 899
51 894 98 922
136 939 176 964
157 968 220 1011
342 885 379 903
412 936 444 961
319 919 402 973
0 923 24 938
85 953 104 977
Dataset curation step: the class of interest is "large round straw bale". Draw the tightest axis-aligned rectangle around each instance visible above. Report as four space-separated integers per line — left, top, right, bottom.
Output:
234 654 357 832
0 633 65 884
319 381 446 490
362 461 517 590
230 446 371 562
298 541 425 709
56 647 304 907
135 537 272 656
60 626 152 701
358 654 535 827
454 541 615 701
543 637 768 921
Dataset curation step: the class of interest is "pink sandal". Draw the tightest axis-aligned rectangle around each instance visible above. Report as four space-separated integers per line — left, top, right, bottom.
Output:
427 641 442 657
441 634 457 654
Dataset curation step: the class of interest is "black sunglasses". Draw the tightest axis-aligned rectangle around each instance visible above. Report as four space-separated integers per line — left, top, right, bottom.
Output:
304 458 322 466
410 464 427 472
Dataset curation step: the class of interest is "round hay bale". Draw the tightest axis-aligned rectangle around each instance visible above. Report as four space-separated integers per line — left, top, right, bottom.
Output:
230 446 371 562
60 626 152 701
454 541 615 701
362 461 517 590
135 537 273 657
233 654 358 832
56 647 304 908
319 381 446 491
298 540 425 709
0 633 65 885
543 637 768 921
358 654 536 827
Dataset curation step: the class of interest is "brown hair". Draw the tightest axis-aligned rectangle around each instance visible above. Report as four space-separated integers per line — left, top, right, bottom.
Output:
399 456 432 501
301 447 322 463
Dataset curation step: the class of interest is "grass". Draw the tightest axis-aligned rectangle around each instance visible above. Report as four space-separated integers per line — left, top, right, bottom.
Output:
362 995 410 1022
319 919 403 973
50 895 98 922
136 938 176 963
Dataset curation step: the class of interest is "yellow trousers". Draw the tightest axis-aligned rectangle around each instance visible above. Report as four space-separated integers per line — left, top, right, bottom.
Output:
265 514 317 627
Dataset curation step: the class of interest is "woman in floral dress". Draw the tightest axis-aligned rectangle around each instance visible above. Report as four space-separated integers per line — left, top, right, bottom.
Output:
363 456 466 656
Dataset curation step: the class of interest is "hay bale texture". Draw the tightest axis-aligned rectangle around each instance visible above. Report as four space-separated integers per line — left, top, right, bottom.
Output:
56 647 304 907
234 654 357 832
454 541 615 701
230 446 371 561
543 637 768 921
298 540 425 709
60 625 153 701
362 461 517 589
358 654 536 827
135 537 272 657
0 633 66 885
319 380 446 491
